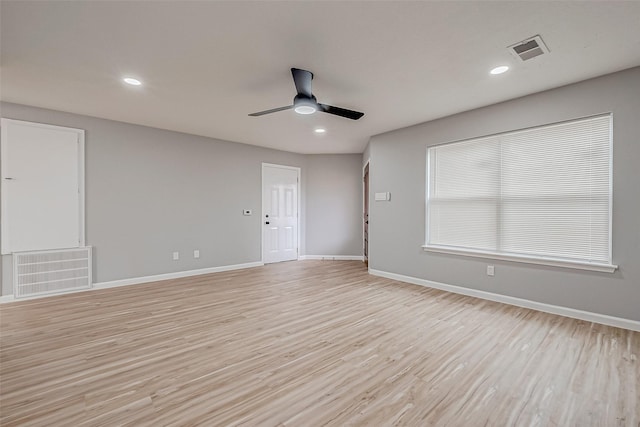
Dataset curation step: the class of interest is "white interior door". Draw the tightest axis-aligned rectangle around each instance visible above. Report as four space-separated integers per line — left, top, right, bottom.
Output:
1 119 85 254
262 164 299 264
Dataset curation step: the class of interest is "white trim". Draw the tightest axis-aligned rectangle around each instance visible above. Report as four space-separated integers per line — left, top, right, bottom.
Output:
608 114 614 264
0 294 15 303
262 162 301 170
1 120 8 253
78 128 86 249
0 261 264 303
369 269 640 332
0 118 86 254
422 245 617 273
362 159 370 177
261 163 301 264
95 261 264 289
299 255 364 261
425 146 431 250
362 159 370 263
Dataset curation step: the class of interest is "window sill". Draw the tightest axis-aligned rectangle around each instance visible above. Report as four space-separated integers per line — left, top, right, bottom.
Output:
422 245 617 273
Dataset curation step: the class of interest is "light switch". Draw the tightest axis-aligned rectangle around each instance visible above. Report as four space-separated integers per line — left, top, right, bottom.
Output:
375 192 391 201
194 250 200 259
173 251 179 261
487 265 495 276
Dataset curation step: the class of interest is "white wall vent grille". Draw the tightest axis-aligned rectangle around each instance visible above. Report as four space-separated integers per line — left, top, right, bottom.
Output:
13 247 92 298
508 35 550 61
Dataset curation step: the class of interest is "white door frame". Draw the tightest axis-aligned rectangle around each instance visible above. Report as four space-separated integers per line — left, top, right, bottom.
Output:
362 159 370 265
261 163 301 263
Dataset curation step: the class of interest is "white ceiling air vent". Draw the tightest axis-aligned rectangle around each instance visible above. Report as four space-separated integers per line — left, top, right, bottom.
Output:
508 35 549 61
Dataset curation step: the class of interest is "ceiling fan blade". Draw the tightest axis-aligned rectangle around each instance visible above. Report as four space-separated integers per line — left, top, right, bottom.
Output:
291 68 313 97
248 105 294 117
318 103 364 120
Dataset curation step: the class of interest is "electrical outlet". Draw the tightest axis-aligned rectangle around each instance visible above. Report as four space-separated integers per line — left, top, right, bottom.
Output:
194 250 200 259
173 251 179 261
487 265 495 276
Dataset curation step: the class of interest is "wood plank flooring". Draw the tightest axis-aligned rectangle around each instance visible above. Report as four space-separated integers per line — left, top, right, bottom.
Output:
1 260 638 426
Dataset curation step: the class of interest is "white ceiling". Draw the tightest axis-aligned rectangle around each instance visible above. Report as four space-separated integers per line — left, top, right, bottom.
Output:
2 1 639 154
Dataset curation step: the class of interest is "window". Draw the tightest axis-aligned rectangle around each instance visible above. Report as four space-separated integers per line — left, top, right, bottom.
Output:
425 114 615 272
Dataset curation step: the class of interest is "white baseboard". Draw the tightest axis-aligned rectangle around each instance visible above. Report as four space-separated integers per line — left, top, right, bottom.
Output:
369 269 640 332
0 294 15 303
94 261 264 290
299 255 364 261
0 261 264 303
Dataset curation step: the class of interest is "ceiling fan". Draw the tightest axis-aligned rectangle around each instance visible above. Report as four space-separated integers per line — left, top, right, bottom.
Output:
249 68 364 120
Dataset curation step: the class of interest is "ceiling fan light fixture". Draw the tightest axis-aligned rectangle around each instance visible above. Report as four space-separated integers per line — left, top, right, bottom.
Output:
294 105 317 115
293 96 318 115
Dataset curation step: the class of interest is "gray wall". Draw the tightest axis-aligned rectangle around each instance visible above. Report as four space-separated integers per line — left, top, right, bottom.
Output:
0 102 364 295
367 67 640 321
306 154 363 256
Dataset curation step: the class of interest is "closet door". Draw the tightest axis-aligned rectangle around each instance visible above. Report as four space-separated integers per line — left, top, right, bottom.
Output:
1 119 85 254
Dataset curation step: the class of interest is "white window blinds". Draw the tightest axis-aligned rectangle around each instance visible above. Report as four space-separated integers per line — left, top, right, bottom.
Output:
426 114 614 272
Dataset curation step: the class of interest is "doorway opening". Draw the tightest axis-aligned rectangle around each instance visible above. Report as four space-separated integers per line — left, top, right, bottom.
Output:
363 161 369 266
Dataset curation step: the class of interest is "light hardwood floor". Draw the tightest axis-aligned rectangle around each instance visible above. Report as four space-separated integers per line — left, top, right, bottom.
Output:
1 260 638 426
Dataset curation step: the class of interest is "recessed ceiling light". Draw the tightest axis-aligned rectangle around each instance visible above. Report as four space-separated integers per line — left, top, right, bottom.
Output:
123 77 142 86
314 128 326 134
490 66 509 75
